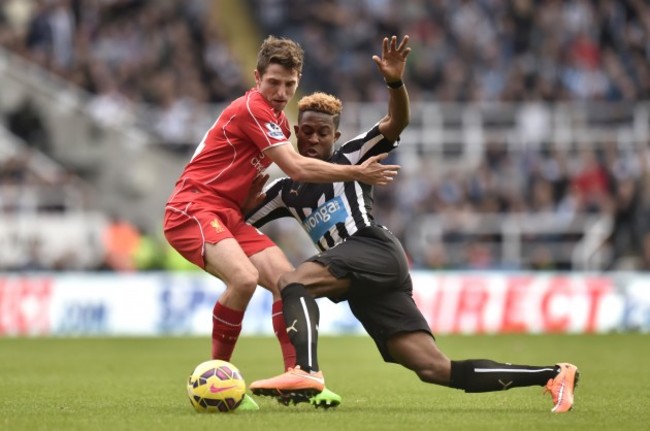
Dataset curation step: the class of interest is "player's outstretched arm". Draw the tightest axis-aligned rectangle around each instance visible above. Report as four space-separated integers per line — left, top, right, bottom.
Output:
373 35 411 142
266 144 400 186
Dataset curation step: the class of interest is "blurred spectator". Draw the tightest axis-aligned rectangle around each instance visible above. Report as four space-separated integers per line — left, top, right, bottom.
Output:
133 230 166 271
638 232 650 271
161 242 202 272
101 215 141 272
419 242 450 270
85 64 135 129
6 97 52 154
607 176 643 268
528 244 554 270
464 239 496 270
572 149 610 213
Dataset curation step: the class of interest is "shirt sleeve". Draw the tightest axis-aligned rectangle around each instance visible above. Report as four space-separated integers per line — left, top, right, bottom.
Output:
338 124 399 165
245 177 293 227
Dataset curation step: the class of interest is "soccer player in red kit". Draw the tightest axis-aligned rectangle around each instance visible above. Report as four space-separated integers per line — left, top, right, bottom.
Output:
163 36 398 409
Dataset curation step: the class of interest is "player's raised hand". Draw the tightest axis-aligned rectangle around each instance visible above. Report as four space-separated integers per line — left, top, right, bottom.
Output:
372 35 410 84
357 153 400 186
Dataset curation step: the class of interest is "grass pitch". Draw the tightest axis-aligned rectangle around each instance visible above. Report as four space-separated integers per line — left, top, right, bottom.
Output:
1 334 648 431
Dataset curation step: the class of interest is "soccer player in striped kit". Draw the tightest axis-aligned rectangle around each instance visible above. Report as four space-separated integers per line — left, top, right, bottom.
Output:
246 35 579 413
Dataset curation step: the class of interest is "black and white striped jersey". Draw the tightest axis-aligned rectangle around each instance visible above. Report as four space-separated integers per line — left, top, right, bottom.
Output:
246 124 398 251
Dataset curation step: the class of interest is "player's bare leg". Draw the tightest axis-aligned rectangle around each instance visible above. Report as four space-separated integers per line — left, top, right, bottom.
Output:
282 261 350 299
387 331 578 412
204 239 259 309
204 239 259 361
387 331 452 385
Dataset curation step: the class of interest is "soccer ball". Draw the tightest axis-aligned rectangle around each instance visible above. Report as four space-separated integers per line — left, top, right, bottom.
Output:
186 359 246 413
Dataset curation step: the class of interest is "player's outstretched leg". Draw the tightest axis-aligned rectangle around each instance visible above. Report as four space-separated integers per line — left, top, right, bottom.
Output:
249 366 325 404
543 363 579 413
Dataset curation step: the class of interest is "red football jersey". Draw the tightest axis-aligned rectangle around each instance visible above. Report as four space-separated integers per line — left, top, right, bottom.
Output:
168 89 291 208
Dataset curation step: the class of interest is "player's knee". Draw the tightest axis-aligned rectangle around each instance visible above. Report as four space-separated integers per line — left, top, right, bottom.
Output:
229 269 259 296
256 269 284 296
414 368 440 384
412 360 451 386
277 271 300 290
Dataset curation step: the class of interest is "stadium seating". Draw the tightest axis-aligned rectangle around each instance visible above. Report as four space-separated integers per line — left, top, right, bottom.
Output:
2 0 650 271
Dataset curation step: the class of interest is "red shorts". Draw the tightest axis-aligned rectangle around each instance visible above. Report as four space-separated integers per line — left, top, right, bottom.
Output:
163 201 276 269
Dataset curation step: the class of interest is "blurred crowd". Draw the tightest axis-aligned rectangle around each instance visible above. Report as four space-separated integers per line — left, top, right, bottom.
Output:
0 150 86 214
249 0 650 271
1 94 91 214
251 0 650 103
373 141 650 271
0 0 246 148
1 0 650 271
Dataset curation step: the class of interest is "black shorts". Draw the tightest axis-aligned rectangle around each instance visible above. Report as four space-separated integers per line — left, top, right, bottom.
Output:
306 226 433 363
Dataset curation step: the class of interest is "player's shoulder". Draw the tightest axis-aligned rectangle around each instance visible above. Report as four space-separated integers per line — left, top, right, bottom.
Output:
243 89 271 109
242 89 285 120
339 124 386 151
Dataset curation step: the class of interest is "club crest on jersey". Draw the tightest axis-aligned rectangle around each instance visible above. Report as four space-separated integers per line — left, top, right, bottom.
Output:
210 218 225 233
302 196 348 243
265 122 285 140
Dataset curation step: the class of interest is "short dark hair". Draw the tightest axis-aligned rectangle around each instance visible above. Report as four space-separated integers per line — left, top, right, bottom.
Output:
256 36 304 75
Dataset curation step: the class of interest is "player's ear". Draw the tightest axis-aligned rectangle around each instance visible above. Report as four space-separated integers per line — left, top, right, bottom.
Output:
254 70 261 87
334 130 341 142
294 124 300 135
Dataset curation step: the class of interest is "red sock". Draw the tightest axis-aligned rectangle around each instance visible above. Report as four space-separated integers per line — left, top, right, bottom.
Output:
211 301 244 361
272 300 296 371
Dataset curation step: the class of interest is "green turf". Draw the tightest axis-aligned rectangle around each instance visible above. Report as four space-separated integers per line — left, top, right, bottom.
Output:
1 334 648 431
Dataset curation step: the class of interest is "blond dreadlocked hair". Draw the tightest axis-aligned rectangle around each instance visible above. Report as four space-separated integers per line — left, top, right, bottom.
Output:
297 92 342 128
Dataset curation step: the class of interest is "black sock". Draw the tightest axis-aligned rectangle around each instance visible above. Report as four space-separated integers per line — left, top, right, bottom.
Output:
281 283 320 373
449 360 559 393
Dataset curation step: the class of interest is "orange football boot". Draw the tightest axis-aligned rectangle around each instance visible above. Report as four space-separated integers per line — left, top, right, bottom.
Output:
250 366 324 404
544 363 579 413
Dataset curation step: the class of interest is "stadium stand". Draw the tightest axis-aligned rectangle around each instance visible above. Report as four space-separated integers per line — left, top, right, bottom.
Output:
247 0 650 271
1 0 650 271
0 122 107 270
